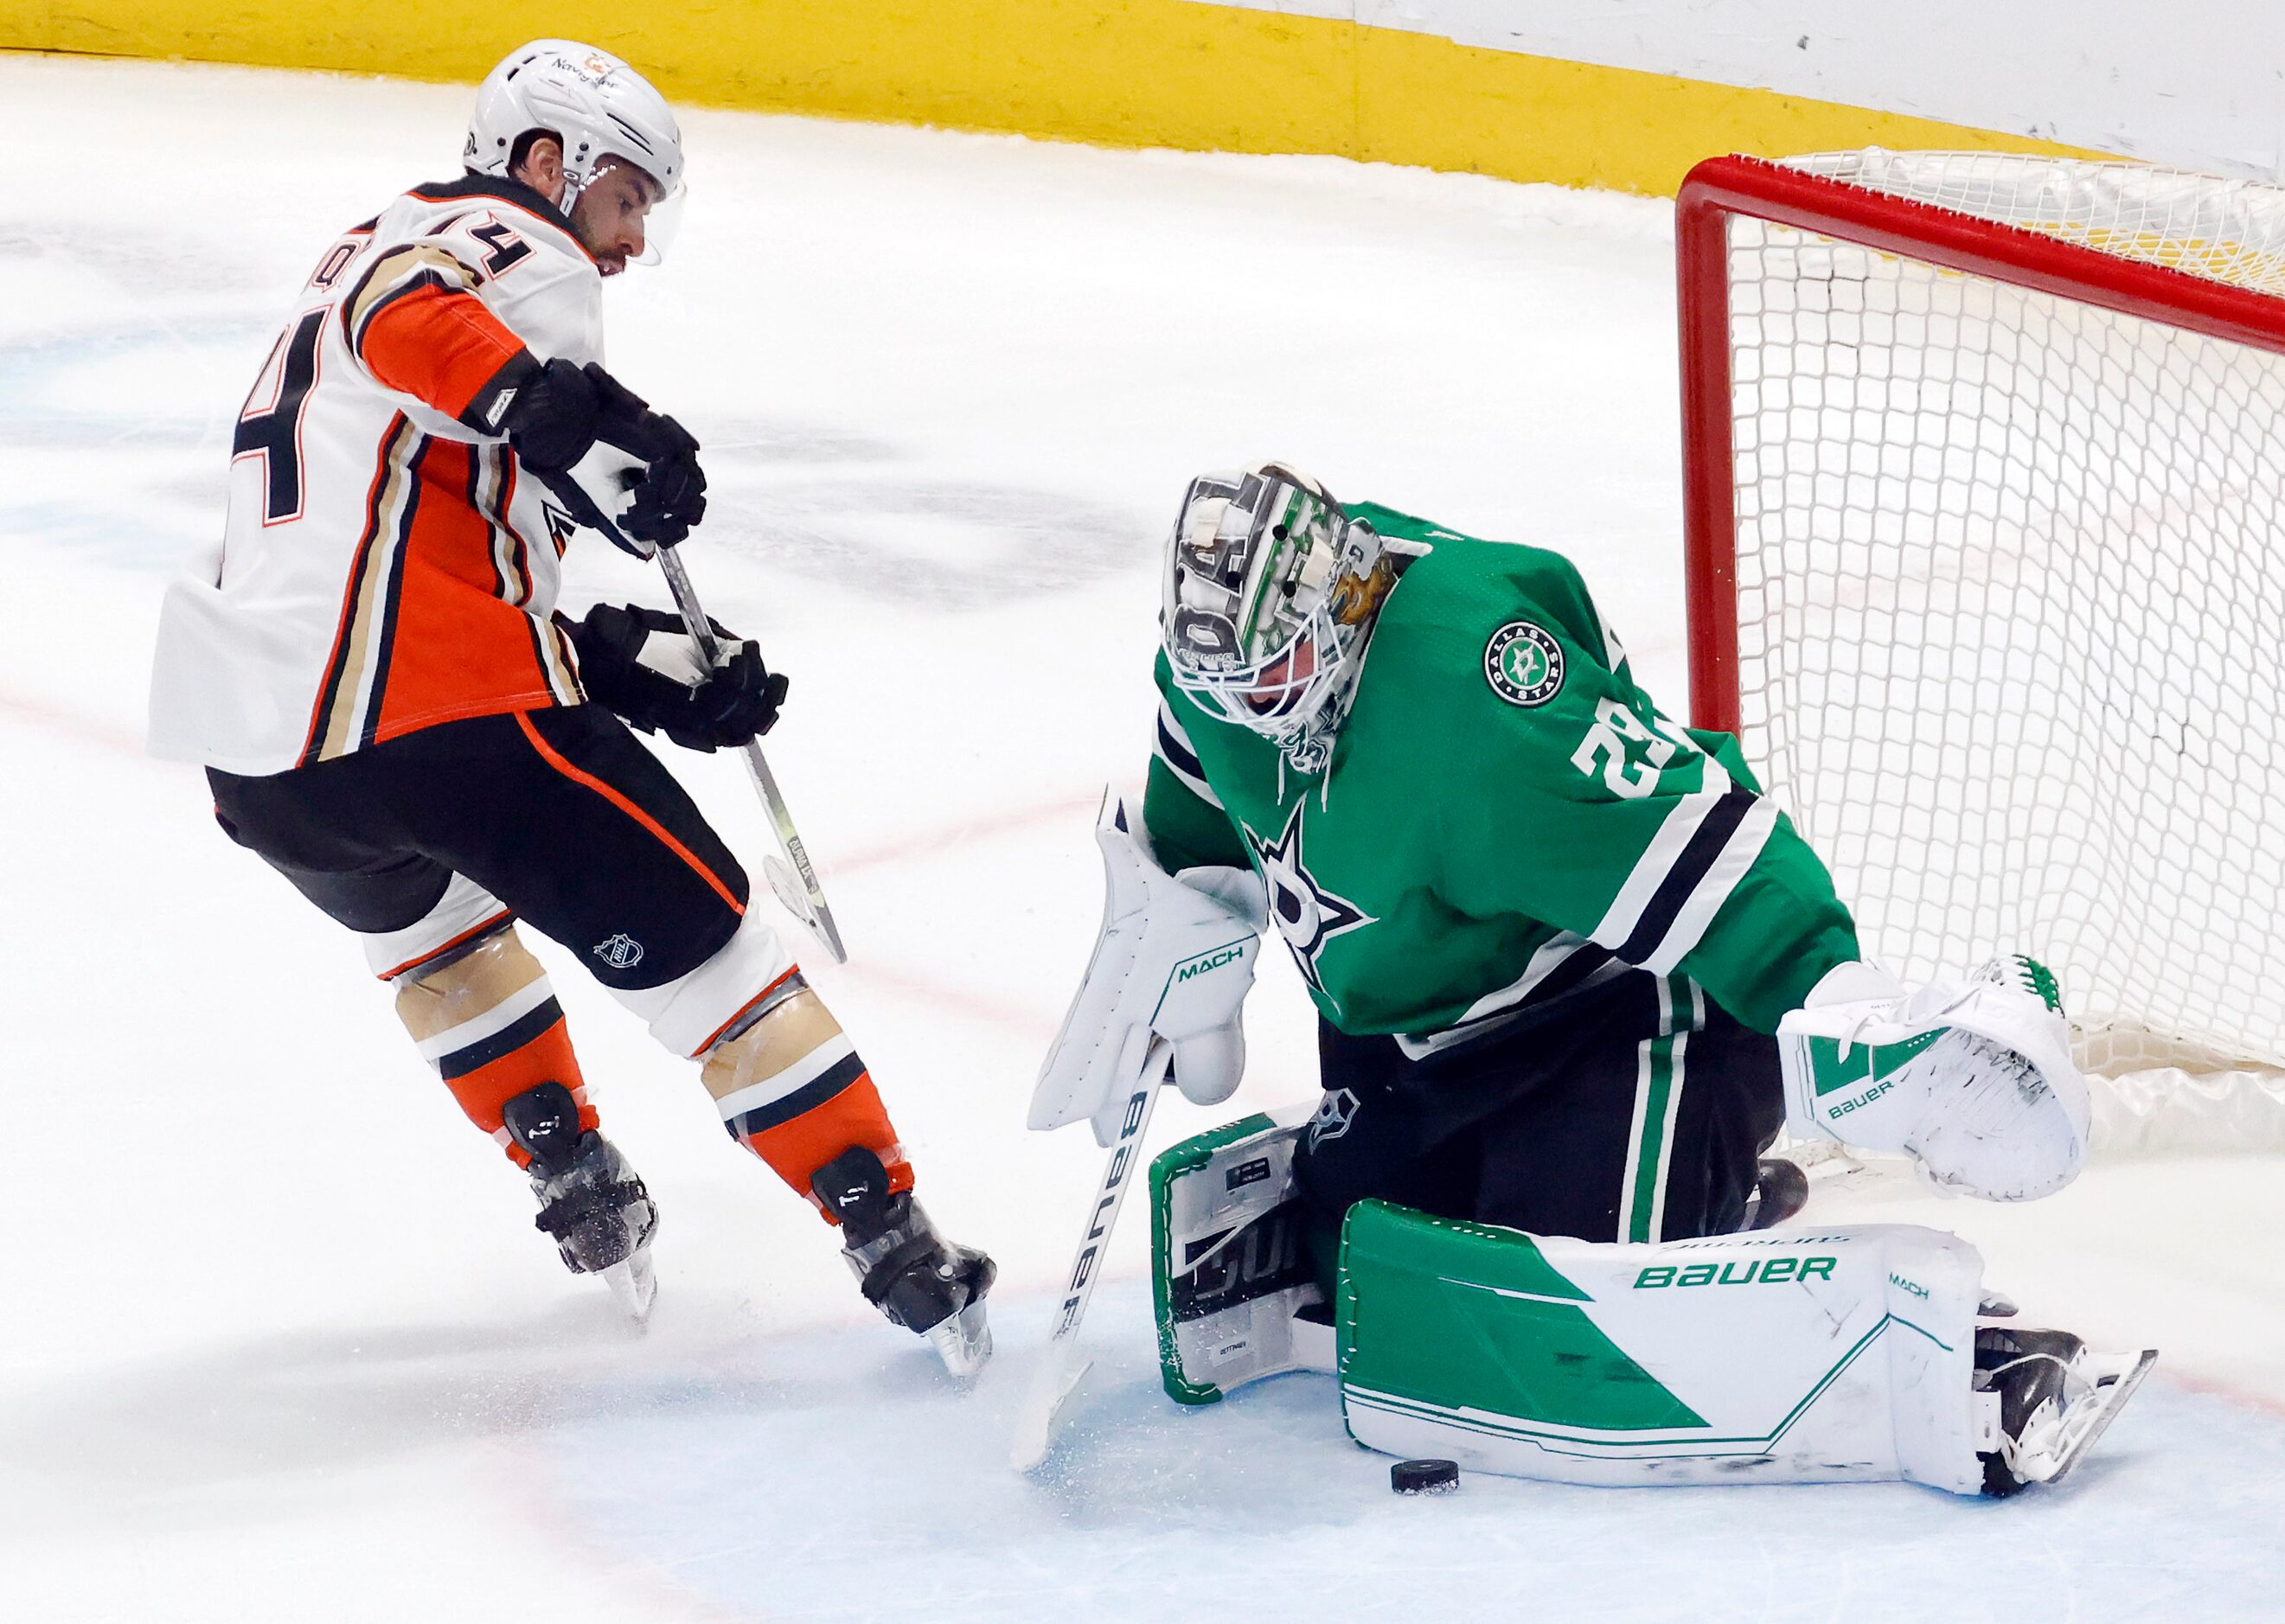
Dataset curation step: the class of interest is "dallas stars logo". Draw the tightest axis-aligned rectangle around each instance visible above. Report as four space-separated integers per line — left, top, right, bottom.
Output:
1485 620 1565 707
1246 800 1373 1001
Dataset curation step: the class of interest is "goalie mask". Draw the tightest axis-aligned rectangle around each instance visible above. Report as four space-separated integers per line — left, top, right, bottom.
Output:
1162 464 1391 766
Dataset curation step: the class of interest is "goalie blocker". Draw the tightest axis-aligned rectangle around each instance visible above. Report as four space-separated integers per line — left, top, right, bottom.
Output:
1151 1116 2154 1497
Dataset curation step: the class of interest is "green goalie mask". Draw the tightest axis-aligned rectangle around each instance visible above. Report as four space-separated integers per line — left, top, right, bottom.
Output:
1161 464 1391 751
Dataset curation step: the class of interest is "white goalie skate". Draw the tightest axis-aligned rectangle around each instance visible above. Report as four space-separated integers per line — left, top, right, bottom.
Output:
1974 1324 2158 1496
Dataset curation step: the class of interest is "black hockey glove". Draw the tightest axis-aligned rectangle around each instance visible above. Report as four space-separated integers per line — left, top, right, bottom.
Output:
490 355 600 472
490 359 707 544
579 366 707 547
565 604 788 752
622 418 707 547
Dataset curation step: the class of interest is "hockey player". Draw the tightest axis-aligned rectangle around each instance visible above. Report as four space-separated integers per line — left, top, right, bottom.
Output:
1030 464 2150 1492
146 41 991 1370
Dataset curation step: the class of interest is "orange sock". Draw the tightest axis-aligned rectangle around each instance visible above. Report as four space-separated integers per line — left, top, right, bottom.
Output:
394 928 598 1167
428 987 598 1167
719 1053 912 1221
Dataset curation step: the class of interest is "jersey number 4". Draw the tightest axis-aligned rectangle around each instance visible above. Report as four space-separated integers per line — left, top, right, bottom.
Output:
234 309 327 526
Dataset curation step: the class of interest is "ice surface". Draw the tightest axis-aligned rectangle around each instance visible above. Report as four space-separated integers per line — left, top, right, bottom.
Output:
2 54 2282 1623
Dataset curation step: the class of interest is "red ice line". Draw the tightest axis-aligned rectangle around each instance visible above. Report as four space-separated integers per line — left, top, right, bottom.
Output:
8 688 2285 1417
0 687 158 759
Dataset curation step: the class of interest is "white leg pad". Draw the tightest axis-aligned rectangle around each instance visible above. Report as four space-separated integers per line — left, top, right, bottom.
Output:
1338 1205 1994 1494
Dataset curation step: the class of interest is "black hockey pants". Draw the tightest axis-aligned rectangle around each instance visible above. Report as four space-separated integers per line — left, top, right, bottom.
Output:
1290 969 1784 1282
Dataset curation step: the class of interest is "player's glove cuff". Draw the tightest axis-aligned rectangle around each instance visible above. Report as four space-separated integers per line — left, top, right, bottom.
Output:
490 355 599 472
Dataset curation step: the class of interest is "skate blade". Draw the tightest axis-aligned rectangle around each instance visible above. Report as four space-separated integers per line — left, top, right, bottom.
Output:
600 1249 658 1326
926 1297 993 1381
2045 1347 2158 1486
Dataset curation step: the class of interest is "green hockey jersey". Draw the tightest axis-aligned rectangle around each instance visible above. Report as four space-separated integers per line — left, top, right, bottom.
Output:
1142 502 1860 1045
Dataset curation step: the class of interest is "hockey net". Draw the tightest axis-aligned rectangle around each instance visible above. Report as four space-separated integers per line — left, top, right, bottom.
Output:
1679 149 2285 1154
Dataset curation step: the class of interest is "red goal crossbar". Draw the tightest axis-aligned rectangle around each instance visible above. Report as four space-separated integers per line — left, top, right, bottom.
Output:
1675 153 2285 735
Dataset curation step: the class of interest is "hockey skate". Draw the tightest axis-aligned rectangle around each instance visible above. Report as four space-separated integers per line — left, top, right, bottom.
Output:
812 1148 995 1378
1974 1324 2157 1496
1741 1156 1810 1230
502 1083 660 1323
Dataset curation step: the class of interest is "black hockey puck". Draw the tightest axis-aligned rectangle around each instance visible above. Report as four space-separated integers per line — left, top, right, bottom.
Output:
1391 1458 1460 1494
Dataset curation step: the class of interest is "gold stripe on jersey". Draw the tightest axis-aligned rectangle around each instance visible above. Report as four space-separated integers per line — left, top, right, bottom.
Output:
344 244 482 351
474 445 578 707
473 444 521 605
541 617 582 704
310 418 421 762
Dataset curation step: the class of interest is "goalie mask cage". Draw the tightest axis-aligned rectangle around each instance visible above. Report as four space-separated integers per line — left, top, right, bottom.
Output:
1679 150 2285 1086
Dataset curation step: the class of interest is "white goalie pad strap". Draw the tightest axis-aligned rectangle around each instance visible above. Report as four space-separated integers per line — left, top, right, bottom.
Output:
1337 1207 1993 1495
363 873 512 981
1777 958 2091 1201
609 905 800 1058
1031 789 1270 1147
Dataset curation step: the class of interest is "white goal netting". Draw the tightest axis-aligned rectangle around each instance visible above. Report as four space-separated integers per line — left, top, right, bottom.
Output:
1721 150 2285 1116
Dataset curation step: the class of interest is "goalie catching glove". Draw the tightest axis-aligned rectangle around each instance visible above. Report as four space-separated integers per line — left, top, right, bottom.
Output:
563 604 787 752
1779 955 2090 1201
1030 790 1269 1147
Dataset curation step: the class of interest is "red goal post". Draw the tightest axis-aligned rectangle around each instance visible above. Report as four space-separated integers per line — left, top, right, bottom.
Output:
1680 152 2285 738
1673 150 2285 1141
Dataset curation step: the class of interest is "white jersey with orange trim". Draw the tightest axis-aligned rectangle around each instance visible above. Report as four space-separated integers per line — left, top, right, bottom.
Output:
150 175 609 775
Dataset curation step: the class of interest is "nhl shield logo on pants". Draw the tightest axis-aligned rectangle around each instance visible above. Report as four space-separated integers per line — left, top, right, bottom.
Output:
593 933 644 971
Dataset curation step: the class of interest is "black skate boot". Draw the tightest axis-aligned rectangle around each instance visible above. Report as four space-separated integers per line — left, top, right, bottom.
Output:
502 1082 660 1323
1974 1324 2157 1496
811 1147 995 1378
1742 1156 1810 1230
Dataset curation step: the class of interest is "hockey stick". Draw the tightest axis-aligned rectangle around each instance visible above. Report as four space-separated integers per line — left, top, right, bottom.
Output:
538 451 848 964
1009 1041 1171 1472
651 544 848 963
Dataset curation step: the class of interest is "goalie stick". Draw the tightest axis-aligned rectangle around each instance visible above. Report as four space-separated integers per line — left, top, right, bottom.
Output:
1009 1041 1171 1471
543 447 848 964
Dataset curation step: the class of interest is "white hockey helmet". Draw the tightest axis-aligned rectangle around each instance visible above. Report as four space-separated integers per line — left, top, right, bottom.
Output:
1162 464 1389 746
465 41 685 243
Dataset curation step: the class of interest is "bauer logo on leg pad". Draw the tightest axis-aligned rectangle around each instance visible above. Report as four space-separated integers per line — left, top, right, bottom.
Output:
1632 1256 1836 1288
